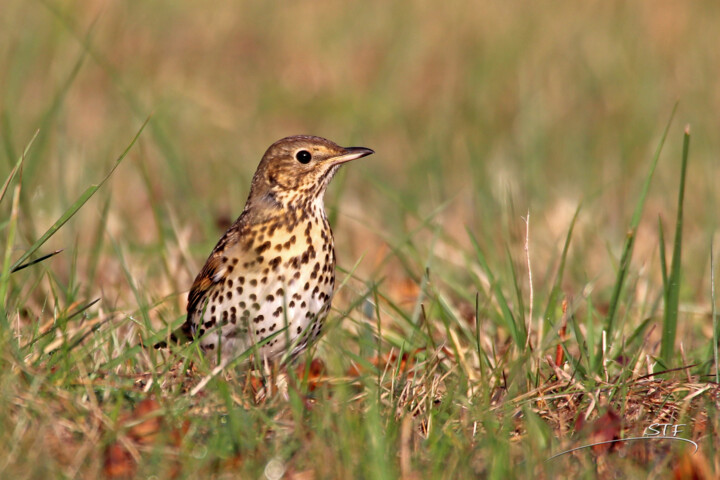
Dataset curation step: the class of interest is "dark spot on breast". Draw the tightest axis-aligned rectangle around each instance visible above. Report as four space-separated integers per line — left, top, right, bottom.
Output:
250 279 257 287
276 287 284 296
255 241 271 254
266 294 275 302
253 314 264 324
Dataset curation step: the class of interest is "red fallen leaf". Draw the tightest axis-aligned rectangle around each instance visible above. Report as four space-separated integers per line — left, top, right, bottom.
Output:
346 349 426 377
386 277 421 307
103 443 135 479
103 397 188 479
127 398 163 445
575 409 623 455
555 298 568 366
673 451 711 480
295 358 326 391
171 420 191 448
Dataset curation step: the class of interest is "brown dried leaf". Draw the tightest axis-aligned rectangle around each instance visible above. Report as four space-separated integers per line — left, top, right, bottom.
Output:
103 443 135 479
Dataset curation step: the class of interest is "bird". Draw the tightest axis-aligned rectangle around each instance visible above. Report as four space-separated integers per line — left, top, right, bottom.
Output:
184 135 374 364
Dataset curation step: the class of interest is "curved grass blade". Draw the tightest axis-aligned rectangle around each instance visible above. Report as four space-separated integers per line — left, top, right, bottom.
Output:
8 117 150 273
0 130 38 206
0 185 21 313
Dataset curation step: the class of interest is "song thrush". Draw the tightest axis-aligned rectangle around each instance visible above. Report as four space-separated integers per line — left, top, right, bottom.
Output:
184 135 373 363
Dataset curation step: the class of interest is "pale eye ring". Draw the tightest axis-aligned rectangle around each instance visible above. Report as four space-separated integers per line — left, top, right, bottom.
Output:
295 150 312 164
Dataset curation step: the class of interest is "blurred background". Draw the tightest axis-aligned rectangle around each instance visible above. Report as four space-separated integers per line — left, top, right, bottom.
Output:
1 0 719 322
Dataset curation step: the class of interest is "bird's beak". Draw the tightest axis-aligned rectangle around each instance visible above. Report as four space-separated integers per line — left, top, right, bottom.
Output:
332 146 375 165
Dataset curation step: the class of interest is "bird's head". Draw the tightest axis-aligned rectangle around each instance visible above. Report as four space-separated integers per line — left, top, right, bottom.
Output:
248 135 374 209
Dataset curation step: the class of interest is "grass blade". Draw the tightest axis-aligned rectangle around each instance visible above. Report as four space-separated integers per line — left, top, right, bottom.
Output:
0 130 38 206
604 104 676 338
658 216 668 290
11 249 63 273
8 117 149 273
659 125 690 365
712 238 719 383
467 228 525 349
542 202 581 331
0 186 21 312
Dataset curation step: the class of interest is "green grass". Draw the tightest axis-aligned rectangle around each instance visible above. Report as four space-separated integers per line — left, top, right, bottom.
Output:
1 1 719 478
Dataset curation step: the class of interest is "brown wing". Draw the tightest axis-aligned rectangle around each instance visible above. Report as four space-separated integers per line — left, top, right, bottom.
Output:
183 222 247 338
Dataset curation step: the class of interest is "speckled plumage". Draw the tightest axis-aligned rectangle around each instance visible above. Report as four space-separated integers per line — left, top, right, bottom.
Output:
185 136 373 363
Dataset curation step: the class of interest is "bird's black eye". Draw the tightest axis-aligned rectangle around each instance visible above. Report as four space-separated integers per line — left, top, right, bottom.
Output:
295 150 312 164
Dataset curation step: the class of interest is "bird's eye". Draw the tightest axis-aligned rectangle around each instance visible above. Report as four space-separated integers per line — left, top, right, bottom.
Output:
295 150 312 164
